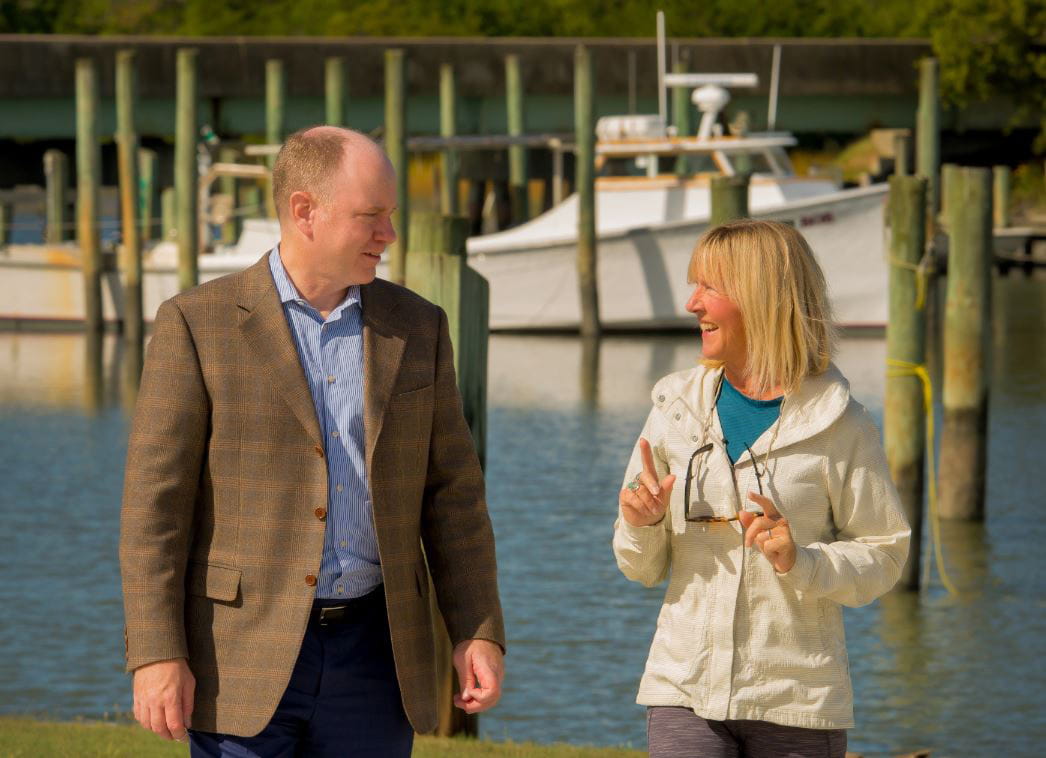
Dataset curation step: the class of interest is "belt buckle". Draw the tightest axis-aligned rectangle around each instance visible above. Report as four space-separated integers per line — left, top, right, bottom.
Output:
318 604 349 627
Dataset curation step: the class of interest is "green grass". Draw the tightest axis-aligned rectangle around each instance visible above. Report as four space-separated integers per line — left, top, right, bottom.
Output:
0 718 644 758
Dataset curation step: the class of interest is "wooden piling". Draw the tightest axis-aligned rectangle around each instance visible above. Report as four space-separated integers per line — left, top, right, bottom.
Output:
884 175 928 590
575 45 600 338
672 61 691 177
138 148 158 243
76 57 103 331
325 57 346 127
43 149 68 244
439 63 459 216
0 203 10 246
505 54 527 225
993 165 1011 228
241 184 262 221
404 211 488 739
385 49 408 284
116 49 143 344
939 165 992 521
916 58 940 218
161 186 176 241
894 133 910 177
175 48 199 290
219 146 240 244
710 174 750 227
265 59 285 218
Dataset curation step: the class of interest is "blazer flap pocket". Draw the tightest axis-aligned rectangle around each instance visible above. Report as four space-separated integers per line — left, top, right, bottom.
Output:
187 562 242 602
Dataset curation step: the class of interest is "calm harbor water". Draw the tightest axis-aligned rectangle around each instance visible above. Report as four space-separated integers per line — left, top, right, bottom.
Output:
0 275 1043 756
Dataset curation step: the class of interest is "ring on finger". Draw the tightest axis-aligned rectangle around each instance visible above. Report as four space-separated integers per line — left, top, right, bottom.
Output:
626 475 641 492
767 527 773 538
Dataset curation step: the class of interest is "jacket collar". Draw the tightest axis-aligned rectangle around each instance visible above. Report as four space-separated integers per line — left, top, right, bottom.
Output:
655 362 852 456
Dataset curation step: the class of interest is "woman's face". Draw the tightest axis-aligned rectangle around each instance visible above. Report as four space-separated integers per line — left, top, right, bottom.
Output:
686 280 747 371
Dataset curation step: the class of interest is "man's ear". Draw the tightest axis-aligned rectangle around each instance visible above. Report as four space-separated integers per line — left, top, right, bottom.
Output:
288 190 315 239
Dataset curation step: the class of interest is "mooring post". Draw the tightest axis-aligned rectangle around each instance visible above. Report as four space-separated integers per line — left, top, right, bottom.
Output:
505 54 528 226
894 133 910 177
0 202 10 246
116 49 143 344
385 48 408 284
439 63 459 216
710 174 750 227
219 146 239 245
265 59 285 218
44 149 68 244
138 148 158 243
993 165 1011 228
885 175 928 590
575 44 601 338
161 186 176 241
325 57 346 127
76 57 103 331
672 60 691 176
175 48 199 291
404 211 488 739
917 58 940 219
939 165 992 520
241 184 263 221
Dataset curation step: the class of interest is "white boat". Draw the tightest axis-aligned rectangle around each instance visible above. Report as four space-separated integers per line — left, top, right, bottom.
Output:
465 123 889 330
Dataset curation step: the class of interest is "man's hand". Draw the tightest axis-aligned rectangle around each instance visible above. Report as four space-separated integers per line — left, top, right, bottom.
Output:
132 658 195 742
738 491 797 573
451 639 504 714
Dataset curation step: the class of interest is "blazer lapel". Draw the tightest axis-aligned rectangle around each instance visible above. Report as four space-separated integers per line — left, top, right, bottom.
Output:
361 280 407 467
238 255 323 448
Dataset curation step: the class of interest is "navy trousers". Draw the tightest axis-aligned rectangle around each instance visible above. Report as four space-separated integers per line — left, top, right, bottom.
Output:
189 587 413 758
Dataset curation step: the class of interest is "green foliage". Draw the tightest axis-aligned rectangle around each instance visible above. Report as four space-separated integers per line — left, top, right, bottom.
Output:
927 0 1046 149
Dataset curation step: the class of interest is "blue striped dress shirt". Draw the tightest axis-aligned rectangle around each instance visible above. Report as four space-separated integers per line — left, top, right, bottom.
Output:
268 248 383 599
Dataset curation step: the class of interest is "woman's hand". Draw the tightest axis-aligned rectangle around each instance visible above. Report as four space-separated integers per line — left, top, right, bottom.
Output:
619 438 676 527
738 492 796 573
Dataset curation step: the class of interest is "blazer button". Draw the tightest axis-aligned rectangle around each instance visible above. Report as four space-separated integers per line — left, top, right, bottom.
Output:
305 574 317 587
314 445 324 458
314 506 327 521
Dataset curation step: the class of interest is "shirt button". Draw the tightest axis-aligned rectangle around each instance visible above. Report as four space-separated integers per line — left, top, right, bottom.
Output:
340 540 347 548
335 484 344 493
327 375 336 384
331 430 340 438
336 585 344 594
314 507 327 521
305 574 317 587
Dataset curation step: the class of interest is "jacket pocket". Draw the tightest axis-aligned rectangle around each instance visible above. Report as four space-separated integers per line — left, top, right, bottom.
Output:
186 562 242 602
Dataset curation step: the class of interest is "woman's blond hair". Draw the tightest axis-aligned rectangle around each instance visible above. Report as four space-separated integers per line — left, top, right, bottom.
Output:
688 219 836 396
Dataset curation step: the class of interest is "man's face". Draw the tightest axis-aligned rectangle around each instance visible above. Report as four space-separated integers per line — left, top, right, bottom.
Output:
310 148 398 286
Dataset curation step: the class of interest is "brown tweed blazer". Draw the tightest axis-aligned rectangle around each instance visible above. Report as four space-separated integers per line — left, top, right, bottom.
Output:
119 254 505 737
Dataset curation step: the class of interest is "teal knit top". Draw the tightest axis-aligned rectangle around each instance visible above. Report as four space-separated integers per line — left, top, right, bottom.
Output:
717 377 784 464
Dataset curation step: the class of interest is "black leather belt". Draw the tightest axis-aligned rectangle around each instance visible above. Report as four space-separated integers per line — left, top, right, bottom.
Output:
311 586 382 627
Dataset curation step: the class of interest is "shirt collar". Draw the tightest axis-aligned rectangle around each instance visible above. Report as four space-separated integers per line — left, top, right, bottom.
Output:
268 245 360 319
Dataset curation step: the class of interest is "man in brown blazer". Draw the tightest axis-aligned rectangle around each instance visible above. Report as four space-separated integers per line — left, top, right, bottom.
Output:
120 126 505 757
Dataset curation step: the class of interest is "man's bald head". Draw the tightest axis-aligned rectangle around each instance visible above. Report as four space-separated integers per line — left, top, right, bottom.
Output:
271 126 391 221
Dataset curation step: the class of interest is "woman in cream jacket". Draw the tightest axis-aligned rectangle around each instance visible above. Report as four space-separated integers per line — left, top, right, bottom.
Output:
613 220 910 758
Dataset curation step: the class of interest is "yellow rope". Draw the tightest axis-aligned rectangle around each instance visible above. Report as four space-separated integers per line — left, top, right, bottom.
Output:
887 252 933 310
886 359 960 596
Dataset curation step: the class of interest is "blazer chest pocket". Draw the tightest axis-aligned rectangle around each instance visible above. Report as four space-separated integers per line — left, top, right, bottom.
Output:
186 562 242 603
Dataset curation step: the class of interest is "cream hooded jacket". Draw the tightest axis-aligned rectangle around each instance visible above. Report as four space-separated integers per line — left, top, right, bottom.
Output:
613 363 910 730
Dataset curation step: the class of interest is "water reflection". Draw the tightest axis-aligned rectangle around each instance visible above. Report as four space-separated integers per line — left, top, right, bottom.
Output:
0 277 1042 756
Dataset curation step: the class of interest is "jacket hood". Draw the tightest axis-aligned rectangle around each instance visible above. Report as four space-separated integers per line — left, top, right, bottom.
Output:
651 362 852 456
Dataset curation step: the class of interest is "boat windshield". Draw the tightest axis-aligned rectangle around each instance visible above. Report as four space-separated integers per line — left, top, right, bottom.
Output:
598 149 779 178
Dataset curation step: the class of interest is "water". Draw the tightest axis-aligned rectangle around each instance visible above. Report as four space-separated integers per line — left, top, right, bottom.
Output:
0 276 1043 756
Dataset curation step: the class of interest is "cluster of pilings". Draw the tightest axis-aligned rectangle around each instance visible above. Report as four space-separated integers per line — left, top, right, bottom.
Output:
882 59 1028 594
